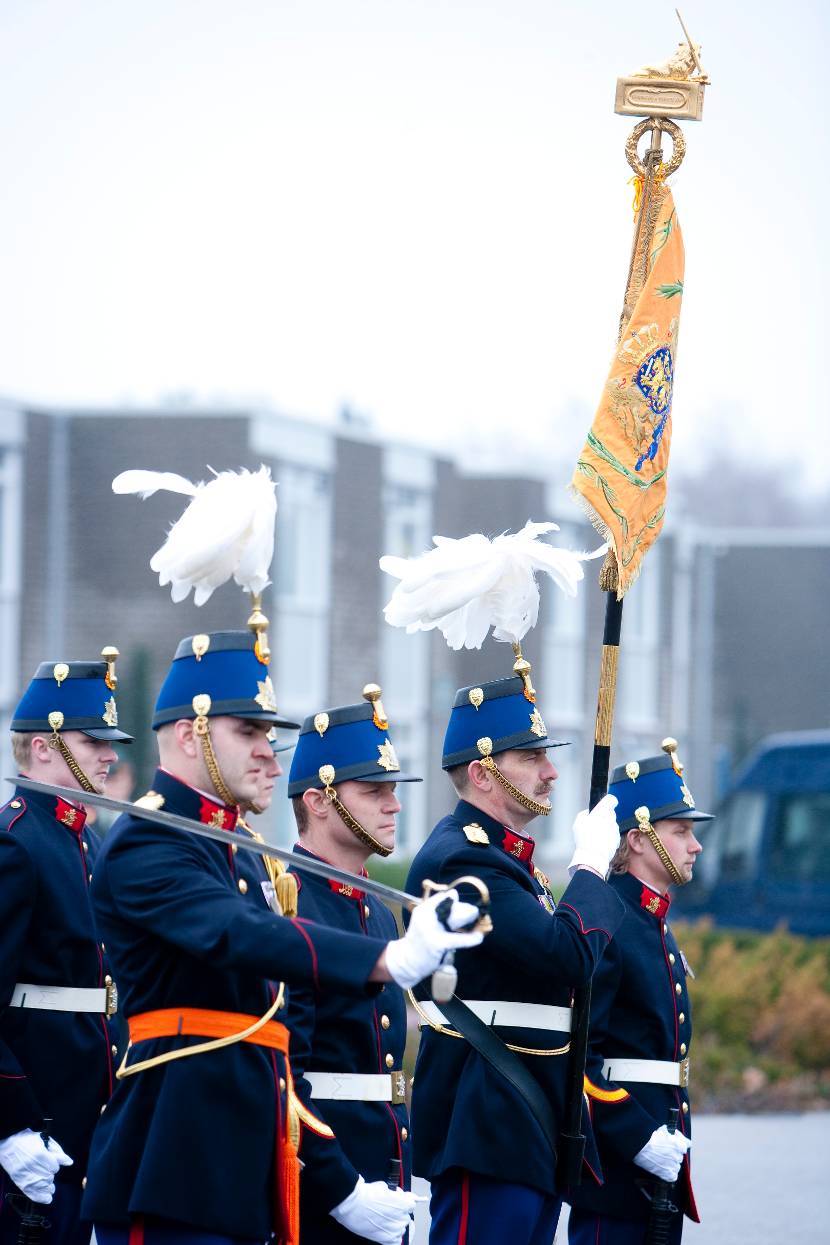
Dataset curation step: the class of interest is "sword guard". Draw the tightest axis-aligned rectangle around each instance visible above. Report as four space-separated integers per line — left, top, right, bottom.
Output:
420 875 493 935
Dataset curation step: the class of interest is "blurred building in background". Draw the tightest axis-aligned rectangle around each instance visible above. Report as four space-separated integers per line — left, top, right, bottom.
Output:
0 399 828 868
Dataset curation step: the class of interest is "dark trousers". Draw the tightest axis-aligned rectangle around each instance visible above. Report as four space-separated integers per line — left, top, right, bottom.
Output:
429 1169 562 1245
95 1221 261 1245
568 1207 683 1245
0 1179 88 1245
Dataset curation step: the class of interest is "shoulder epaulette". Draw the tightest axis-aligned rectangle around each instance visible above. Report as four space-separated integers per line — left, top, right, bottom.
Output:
0 795 28 831
462 822 489 845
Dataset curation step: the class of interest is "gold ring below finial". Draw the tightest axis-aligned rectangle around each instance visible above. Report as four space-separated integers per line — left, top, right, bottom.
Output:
625 117 685 179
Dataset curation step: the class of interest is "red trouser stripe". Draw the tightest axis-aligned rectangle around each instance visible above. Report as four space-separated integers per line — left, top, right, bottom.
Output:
458 1170 470 1245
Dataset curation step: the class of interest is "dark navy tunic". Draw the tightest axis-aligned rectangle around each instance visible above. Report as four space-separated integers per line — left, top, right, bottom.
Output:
286 845 410 1241
566 870 698 1226
0 786 117 1175
405 800 625 1198
81 770 389 1243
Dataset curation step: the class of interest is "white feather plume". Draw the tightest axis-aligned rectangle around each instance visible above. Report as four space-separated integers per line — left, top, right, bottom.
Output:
112 466 277 606
380 520 606 650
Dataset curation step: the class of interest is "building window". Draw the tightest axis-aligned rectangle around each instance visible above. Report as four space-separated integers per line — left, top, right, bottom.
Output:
0 441 23 799
381 484 432 856
617 551 661 730
541 523 587 725
272 466 332 720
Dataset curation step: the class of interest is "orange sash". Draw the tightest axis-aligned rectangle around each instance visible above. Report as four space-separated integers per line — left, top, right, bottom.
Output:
128 1007 299 1245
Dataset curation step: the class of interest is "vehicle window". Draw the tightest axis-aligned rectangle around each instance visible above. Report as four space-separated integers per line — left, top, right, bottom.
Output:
697 791 766 887
769 793 830 883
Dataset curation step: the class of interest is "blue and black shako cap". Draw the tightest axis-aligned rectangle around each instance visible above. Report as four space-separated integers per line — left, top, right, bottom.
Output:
12 659 132 741
288 688 422 796
153 630 299 730
610 746 714 833
441 675 568 769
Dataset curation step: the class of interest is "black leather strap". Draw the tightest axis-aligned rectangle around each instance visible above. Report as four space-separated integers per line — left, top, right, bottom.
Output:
438 995 559 1161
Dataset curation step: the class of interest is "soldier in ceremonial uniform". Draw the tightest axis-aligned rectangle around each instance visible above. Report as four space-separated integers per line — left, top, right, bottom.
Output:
81 631 482 1245
285 685 419 1245
0 652 131 1245
567 740 712 1245
406 672 626 1245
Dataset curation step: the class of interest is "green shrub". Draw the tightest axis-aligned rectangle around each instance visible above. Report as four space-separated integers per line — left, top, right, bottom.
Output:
673 921 830 1108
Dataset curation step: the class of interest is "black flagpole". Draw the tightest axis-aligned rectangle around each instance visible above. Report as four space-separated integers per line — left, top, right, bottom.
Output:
561 115 668 1189
560 571 623 1188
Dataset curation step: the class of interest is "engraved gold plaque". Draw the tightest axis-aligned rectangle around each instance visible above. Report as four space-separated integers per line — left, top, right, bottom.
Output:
314 713 329 737
615 76 704 121
53 663 70 687
468 688 484 710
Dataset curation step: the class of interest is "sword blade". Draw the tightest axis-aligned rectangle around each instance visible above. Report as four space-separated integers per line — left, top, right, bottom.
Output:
8 777 420 911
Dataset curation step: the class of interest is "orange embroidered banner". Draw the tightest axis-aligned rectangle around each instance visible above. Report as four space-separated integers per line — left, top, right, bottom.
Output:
571 184 684 597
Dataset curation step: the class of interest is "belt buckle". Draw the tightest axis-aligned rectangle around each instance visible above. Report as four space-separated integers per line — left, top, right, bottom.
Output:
679 1056 690 1088
105 979 119 1017
390 1071 407 1105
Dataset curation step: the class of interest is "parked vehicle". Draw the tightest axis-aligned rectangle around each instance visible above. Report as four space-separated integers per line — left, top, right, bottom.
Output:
672 730 830 937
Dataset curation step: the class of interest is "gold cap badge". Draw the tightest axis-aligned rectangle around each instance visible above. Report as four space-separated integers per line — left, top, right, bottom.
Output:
377 740 400 772
53 663 69 687
314 712 329 737
468 688 484 710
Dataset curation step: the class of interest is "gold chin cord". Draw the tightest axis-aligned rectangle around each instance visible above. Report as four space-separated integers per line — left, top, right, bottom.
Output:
634 808 685 886
321 780 394 858
478 755 551 818
193 711 245 810
48 732 98 794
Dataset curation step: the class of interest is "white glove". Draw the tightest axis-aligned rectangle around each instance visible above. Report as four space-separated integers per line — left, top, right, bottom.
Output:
568 794 620 878
633 1124 691 1182
330 1175 417 1245
384 889 484 989
0 1129 73 1204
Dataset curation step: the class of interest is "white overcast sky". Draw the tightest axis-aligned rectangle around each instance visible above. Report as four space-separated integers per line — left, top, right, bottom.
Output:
1 0 827 490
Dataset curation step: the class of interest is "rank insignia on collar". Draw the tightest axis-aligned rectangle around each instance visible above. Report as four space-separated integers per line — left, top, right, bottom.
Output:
463 823 489 845
376 739 400 772
529 708 546 738
102 697 119 727
639 885 669 920
255 676 278 712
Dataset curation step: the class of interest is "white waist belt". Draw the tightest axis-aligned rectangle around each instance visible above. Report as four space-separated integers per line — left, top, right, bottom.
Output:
601 1056 690 1089
419 999 572 1033
9 983 114 1015
306 1071 407 1104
